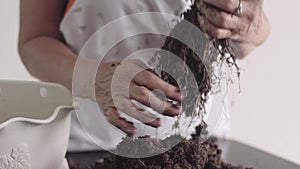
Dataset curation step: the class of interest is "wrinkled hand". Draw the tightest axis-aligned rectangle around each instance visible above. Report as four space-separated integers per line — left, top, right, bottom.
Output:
197 0 270 58
95 60 181 136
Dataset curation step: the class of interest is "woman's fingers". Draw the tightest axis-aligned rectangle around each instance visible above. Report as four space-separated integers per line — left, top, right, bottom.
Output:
198 14 233 39
114 60 181 102
133 69 182 102
203 0 240 14
129 83 181 116
105 107 136 136
131 103 162 127
198 3 241 30
114 95 161 127
97 59 184 136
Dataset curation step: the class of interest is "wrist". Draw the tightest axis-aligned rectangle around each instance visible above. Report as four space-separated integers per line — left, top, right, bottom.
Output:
256 12 271 46
72 58 97 100
231 12 270 59
72 59 120 100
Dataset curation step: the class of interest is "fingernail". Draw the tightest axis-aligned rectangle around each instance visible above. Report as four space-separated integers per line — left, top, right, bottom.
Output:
173 109 181 115
166 108 180 117
172 88 182 100
175 93 182 101
148 118 161 127
124 127 136 134
172 103 181 109
126 132 135 137
177 106 182 113
154 118 161 126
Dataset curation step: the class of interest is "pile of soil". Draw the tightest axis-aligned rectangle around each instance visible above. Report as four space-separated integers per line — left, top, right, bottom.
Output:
69 130 251 169
96 138 248 169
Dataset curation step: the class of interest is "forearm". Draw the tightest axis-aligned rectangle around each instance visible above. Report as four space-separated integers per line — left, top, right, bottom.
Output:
19 36 76 91
19 36 120 99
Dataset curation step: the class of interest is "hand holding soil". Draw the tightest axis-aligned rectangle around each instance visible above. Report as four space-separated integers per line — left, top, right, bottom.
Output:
95 60 182 136
68 0 270 168
197 0 270 57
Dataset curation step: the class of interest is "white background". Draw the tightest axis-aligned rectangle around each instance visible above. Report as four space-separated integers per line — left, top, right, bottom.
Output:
0 0 299 165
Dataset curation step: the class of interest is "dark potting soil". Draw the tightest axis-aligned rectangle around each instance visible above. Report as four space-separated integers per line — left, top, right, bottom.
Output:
68 125 251 169
68 136 251 169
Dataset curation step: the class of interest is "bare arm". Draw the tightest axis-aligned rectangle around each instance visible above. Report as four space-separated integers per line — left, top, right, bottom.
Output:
19 0 124 94
18 0 181 136
18 0 76 90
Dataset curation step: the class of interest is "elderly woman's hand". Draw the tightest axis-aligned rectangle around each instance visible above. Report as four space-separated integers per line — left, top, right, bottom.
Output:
197 0 270 58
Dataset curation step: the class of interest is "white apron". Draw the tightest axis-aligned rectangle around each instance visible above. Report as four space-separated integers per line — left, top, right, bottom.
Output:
60 0 229 152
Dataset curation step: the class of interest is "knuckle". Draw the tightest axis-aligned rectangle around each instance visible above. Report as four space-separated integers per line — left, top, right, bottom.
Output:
145 72 157 86
218 13 229 27
223 0 233 10
138 87 149 100
139 70 152 84
163 83 173 95
210 29 222 38
217 17 226 28
248 13 256 22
